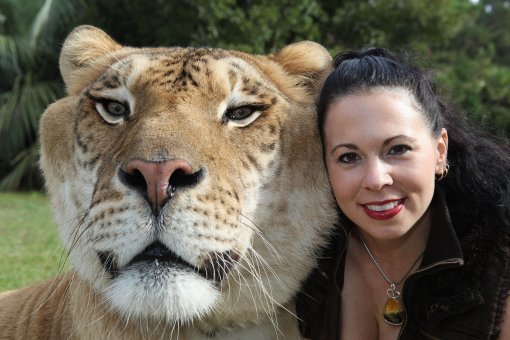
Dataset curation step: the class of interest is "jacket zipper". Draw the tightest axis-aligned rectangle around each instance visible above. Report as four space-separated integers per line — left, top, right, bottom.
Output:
396 258 464 339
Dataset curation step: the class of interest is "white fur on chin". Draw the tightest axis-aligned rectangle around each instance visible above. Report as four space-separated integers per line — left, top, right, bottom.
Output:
104 264 220 322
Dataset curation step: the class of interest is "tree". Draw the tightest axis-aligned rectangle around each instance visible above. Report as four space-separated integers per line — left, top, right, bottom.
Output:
0 0 85 190
84 0 326 53
319 0 471 50
433 0 510 136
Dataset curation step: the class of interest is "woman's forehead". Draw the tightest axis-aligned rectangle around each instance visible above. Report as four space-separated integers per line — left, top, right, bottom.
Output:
323 88 433 144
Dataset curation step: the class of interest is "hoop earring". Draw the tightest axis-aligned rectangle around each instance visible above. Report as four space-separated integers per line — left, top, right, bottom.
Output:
436 162 450 181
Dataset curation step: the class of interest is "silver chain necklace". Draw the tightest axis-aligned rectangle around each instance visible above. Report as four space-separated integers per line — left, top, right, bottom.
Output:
357 230 424 326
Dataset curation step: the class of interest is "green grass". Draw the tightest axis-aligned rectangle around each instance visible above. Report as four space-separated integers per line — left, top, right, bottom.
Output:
0 192 68 291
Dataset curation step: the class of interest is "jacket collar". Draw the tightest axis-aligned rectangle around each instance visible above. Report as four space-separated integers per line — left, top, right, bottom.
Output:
419 186 464 269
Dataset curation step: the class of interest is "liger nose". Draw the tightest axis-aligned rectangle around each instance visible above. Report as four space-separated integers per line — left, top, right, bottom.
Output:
125 159 193 213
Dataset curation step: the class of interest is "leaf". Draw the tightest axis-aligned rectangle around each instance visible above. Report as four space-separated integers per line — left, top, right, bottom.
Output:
0 141 40 191
0 0 80 190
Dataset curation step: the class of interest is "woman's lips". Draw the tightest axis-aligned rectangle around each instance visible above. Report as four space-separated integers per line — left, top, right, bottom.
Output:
361 199 405 220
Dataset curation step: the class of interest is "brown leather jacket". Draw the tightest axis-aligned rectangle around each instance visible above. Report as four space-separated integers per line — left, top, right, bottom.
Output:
296 188 510 339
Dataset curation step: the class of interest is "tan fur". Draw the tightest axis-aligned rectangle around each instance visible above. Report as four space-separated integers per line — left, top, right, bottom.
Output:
0 26 337 339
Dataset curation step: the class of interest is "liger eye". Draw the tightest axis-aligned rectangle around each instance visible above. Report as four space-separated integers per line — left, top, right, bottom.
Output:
104 100 128 117
225 106 255 121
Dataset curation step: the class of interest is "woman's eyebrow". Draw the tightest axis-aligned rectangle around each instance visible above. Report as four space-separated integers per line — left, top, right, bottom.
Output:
330 135 416 155
330 143 357 155
383 135 416 147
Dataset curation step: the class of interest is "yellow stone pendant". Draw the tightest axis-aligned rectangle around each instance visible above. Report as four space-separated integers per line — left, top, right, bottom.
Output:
383 283 404 325
383 297 404 325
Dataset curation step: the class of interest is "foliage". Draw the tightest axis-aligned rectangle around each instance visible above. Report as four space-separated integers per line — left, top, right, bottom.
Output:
0 0 509 190
434 0 510 136
84 0 326 53
0 0 85 190
321 0 472 50
187 0 326 52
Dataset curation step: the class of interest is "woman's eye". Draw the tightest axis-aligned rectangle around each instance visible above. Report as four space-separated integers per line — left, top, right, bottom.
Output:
225 106 255 121
338 153 360 163
104 100 128 117
389 144 411 155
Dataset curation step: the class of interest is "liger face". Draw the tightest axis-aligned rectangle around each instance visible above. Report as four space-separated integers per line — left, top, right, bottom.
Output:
39 25 338 329
323 88 448 241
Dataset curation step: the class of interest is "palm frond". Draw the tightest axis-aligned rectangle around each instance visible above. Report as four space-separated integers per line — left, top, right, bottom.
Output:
0 33 17 58
0 33 20 79
30 0 87 47
0 75 22 152
0 75 61 158
30 0 54 47
0 0 81 190
0 141 41 191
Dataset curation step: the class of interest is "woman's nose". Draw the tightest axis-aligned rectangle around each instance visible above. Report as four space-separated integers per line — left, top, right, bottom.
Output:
362 159 393 191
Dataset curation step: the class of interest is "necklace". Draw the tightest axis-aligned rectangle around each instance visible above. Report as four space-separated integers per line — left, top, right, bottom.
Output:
357 230 424 326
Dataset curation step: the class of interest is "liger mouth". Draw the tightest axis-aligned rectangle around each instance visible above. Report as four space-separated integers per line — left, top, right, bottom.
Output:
98 241 239 282
97 241 191 278
128 241 190 267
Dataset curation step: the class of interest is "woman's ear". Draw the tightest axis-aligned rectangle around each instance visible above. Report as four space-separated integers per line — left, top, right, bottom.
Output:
435 128 449 174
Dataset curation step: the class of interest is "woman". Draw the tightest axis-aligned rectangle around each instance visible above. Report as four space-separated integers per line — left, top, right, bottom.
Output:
297 48 510 339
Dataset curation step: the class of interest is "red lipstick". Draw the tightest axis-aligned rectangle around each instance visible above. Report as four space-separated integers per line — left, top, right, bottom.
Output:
361 199 404 220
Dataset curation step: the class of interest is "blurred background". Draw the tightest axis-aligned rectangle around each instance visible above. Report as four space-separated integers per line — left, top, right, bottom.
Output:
0 0 509 191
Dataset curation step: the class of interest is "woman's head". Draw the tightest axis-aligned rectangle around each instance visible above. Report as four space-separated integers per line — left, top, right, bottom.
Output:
317 48 443 141
319 48 449 241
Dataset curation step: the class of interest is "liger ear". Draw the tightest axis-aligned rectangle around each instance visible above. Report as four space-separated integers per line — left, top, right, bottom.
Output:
59 25 122 94
269 41 333 95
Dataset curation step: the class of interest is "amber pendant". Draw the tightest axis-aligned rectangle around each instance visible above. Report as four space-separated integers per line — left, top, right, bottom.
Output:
383 283 404 325
384 297 404 325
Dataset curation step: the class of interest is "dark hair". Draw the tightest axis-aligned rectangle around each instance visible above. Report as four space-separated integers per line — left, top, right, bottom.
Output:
317 48 442 140
318 47 510 249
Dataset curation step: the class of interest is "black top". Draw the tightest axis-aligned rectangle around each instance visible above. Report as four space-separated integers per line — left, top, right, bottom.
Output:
297 187 510 339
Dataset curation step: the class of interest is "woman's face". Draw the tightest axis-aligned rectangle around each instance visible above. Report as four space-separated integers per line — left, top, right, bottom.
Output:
323 88 448 241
